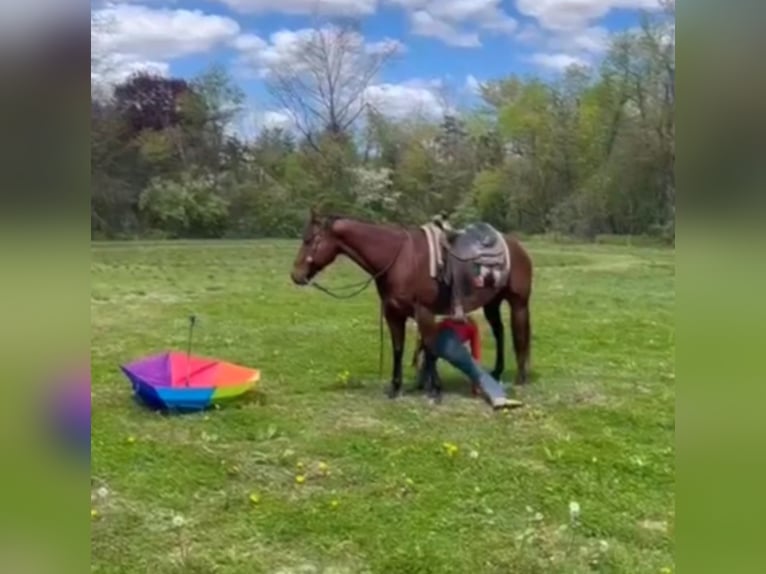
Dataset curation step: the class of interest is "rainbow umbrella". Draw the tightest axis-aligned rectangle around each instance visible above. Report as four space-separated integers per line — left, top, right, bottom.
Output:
121 351 260 411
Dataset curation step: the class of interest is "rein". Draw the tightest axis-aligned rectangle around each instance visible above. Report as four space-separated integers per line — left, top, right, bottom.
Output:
309 228 411 299
309 228 413 381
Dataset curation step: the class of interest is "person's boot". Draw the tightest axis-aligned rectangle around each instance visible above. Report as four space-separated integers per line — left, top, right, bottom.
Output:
491 396 524 410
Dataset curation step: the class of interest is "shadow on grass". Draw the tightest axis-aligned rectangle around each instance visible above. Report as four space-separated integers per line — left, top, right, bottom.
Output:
129 389 268 416
319 366 541 403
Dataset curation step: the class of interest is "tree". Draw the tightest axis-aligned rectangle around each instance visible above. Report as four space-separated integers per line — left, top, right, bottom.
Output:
265 22 399 146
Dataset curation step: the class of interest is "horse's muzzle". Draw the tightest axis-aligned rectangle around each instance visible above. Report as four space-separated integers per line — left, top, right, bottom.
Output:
290 271 309 285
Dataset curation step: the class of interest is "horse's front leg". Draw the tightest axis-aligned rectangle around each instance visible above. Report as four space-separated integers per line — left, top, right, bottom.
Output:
384 309 406 399
425 350 443 404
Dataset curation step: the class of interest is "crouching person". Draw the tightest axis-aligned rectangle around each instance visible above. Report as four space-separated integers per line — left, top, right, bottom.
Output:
412 315 482 399
412 304 523 410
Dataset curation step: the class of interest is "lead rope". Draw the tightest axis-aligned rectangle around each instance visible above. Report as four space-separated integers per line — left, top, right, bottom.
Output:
309 228 413 383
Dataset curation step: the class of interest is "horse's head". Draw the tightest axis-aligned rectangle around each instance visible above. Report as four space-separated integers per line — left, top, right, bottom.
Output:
290 208 342 285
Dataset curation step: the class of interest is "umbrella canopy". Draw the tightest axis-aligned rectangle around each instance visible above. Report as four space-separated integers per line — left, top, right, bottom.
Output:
121 351 260 411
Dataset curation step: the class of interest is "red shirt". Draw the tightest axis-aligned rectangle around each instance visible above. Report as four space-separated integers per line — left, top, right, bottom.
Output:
437 318 481 361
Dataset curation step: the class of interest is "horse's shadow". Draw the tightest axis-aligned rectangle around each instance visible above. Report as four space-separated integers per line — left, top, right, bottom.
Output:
321 367 538 399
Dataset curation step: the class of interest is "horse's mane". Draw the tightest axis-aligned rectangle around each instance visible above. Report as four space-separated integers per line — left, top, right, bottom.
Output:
322 213 411 232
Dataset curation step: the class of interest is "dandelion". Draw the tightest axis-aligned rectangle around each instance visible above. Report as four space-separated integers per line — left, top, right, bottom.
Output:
249 493 260 505
569 501 581 522
295 475 306 485
442 442 459 457
172 515 186 528
126 436 136 444
318 461 329 474
330 499 340 509
91 509 99 519
296 461 305 470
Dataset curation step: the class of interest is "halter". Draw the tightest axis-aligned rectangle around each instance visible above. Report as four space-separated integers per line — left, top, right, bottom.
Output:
307 224 412 299
304 223 413 382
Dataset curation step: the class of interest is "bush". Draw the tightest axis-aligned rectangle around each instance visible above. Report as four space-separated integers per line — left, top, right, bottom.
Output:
139 173 229 238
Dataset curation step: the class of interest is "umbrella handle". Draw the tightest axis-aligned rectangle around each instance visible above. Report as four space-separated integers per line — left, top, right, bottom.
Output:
186 315 197 387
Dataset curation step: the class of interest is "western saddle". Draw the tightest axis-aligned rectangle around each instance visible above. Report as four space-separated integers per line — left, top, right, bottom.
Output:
429 214 510 320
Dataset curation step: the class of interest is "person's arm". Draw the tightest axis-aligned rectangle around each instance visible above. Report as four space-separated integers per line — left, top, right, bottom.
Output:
468 320 481 361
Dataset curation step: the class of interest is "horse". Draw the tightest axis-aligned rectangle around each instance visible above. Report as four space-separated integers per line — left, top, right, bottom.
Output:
289 208 533 399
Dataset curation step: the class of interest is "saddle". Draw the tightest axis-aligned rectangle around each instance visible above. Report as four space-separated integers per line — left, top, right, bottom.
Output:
423 217 511 320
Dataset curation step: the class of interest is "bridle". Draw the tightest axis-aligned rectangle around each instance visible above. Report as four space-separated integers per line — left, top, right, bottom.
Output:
305 224 412 300
302 222 413 381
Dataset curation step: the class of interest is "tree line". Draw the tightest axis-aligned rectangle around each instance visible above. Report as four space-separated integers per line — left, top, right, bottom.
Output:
91 8 674 243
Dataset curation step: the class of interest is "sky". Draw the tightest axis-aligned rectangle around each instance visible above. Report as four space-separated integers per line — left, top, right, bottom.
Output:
91 0 665 131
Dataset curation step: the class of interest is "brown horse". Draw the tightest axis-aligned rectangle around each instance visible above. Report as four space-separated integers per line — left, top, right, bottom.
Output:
289 209 533 398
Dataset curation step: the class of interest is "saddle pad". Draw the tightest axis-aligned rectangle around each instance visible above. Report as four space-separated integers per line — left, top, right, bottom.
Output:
421 223 445 279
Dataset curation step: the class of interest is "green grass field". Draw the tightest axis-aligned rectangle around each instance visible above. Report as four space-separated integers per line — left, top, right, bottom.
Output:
91 238 675 574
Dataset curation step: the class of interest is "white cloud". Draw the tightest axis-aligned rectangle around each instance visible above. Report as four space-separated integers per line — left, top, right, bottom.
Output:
554 26 611 54
216 0 377 16
465 74 481 94
388 0 516 46
233 26 405 78
516 0 661 31
527 52 589 71
427 0 517 33
365 80 445 119
93 5 240 60
410 10 481 47
92 5 239 88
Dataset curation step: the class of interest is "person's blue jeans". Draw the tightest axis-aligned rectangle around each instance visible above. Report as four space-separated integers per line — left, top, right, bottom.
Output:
433 328 506 402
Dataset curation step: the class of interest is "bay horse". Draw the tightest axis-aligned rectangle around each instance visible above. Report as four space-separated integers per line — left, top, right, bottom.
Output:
289 209 533 398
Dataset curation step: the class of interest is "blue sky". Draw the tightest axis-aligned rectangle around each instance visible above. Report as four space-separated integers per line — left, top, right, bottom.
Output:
92 1 664 126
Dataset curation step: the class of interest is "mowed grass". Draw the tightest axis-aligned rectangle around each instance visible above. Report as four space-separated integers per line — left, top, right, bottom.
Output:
91 238 675 574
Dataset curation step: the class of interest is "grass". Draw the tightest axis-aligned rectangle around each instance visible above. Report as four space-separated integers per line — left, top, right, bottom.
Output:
91 238 675 574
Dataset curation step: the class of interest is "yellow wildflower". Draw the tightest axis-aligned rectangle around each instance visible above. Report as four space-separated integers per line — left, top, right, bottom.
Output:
249 493 260 505
318 461 329 474
295 474 306 484
330 499 340 509
91 509 99 519
442 442 459 456
127 436 136 444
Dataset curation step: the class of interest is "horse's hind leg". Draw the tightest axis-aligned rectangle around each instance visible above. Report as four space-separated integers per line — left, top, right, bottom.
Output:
483 297 505 380
509 293 531 385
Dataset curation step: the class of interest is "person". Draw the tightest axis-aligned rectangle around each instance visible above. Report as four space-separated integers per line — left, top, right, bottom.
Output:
413 315 481 397
412 306 523 410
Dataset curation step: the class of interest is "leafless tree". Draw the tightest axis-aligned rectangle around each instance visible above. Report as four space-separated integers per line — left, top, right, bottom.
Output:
264 20 399 148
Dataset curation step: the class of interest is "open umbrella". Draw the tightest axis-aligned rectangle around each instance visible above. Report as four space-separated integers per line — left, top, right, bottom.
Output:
120 316 260 411
121 351 260 411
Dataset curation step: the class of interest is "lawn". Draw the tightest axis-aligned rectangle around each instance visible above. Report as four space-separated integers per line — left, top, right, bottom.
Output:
91 238 675 574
